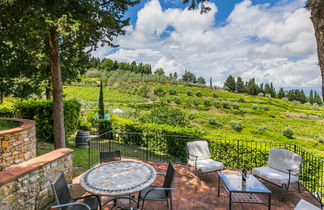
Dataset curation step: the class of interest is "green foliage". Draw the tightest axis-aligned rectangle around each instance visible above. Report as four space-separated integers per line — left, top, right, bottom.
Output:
196 77 206 85
233 102 239 109
174 97 181 104
277 88 285 99
224 75 236 92
258 93 264 97
317 136 324 144
196 91 202 97
78 118 91 131
222 101 230 109
204 99 211 106
98 81 105 119
193 99 199 106
257 125 267 134
214 101 221 108
138 105 191 127
282 128 294 139
212 92 218 98
236 77 244 93
238 98 245 103
208 118 221 127
15 99 81 141
0 105 15 117
186 90 193 96
169 88 177 95
313 103 320 110
167 99 171 103
182 71 196 83
263 105 269 111
252 104 258 110
154 87 165 97
229 120 242 132
154 68 165 76
98 119 112 134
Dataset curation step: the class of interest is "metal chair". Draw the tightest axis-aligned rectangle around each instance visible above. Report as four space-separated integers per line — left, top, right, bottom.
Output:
137 161 176 210
51 171 102 210
100 151 121 164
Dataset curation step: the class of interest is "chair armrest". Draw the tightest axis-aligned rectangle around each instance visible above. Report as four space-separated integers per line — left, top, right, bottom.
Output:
157 172 166 176
74 194 101 201
143 187 176 200
68 183 79 188
52 202 91 210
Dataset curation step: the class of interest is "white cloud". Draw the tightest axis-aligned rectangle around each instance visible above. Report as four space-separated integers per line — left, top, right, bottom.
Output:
97 0 320 90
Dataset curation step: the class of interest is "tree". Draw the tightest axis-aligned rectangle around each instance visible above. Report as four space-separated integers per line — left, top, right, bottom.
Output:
197 77 206 85
309 90 314 104
209 77 213 89
0 0 138 148
277 88 285 99
182 71 196 83
314 91 323 105
173 72 178 79
224 75 236 92
154 68 165 76
98 80 105 119
246 78 258 95
306 0 324 99
236 77 244 93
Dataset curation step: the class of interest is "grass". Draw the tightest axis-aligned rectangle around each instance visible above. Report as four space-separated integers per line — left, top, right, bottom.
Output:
0 119 21 131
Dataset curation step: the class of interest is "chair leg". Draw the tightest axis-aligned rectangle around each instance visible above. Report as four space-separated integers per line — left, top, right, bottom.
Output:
297 181 301 193
137 192 141 208
170 195 173 210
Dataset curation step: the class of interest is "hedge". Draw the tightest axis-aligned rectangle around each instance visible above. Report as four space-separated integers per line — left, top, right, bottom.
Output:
15 99 81 141
0 105 15 117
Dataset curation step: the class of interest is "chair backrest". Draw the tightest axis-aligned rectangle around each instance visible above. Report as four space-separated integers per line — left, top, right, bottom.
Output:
163 161 176 197
186 140 211 161
51 172 73 205
268 148 302 176
100 150 121 163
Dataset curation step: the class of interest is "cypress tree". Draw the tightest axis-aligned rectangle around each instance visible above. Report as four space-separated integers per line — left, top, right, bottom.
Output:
277 88 285 99
314 91 323 105
224 75 236 92
98 80 105 119
236 77 244 93
309 90 314 104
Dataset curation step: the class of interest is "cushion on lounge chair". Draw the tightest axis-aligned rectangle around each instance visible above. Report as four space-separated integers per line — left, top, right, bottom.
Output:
294 199 321 210
252 166 299 186
187 141 211 161
188 159 224 173
268 148 302 176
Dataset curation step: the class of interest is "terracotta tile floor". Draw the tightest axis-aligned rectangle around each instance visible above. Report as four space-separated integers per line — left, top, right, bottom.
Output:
72 160 322 210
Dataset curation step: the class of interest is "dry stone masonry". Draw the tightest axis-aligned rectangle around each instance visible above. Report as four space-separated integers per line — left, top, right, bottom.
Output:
0 118 36 170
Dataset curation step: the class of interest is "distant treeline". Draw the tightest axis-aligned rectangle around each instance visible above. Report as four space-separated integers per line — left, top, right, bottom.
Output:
223 75 323 105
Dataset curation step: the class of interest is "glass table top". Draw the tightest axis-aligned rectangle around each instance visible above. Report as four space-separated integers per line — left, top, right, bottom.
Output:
218 173 271 193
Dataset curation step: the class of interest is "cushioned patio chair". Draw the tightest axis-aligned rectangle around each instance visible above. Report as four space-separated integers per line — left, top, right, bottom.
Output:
51 171 102 210
294 199 321 210
186 140 224 183
252 148 302 191
100 150 121 164
137 161 176 210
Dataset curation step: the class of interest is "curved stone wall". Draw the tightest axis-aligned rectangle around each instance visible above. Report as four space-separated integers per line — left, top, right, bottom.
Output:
0 118 36 170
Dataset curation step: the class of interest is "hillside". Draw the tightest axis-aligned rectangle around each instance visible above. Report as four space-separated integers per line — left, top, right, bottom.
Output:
64 77 324 158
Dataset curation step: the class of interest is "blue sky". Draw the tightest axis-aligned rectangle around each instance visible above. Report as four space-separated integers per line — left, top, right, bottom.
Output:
92 0 321 91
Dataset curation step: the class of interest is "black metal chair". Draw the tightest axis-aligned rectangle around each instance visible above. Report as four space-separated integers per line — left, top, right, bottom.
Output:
100 151 121 164
137 161 176 210
51 171 102 210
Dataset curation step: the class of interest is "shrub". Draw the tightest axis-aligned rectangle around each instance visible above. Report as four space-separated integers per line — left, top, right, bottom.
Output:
15 99 81 141
238 98 245 103
229 120 242 132
174 97 181 104
292 100 300 106
167 99 171 103
214 101 221 108
265 93 271 98
258 93 264 97
186 90 192 96
257 125 267 134
282 128 294 139
317 136 324 144
0 105 15 117
252 104 258 110
154 87 165 97
313 103 320 110
282 97 289 102
192 99 199 106
263 105 269 111
169 88 177 95
97 119 112 134
204 99 211 106
212 92 218 98
208 118 221 127
222 101 230 109
196 91 202 97
79 118 92 131
233 102 239 109
150 96 158 102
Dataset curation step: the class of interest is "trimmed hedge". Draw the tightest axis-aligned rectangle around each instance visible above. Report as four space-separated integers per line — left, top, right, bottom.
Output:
0 105 15 117
15 99 81 141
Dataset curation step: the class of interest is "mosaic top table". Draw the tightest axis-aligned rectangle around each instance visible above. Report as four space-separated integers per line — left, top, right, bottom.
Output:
217 173 272 210
80 160 157 196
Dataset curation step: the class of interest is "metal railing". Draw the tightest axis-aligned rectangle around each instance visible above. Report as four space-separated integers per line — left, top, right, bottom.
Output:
88 131 324 204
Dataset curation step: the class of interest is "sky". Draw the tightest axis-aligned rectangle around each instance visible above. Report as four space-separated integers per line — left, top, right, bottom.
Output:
91 0 321 92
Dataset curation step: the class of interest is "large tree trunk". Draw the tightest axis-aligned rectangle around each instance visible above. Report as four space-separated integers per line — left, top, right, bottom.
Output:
309 0 324 99
48 29 65 148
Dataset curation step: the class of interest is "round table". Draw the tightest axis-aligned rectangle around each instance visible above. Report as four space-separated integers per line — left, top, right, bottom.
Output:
80 160 157 196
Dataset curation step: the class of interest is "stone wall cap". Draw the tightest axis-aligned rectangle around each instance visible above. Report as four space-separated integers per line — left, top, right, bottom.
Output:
0 118 35 135
0 148 73 185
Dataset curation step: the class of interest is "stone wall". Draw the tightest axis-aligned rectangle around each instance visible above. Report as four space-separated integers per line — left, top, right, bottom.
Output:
0 148 73 210
0 118 36 170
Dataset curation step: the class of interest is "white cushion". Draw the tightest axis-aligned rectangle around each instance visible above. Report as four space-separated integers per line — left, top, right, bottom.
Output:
295 199 321 210
252 166 299 186
187 141 211 161
268 148 302 176
188 159 224 173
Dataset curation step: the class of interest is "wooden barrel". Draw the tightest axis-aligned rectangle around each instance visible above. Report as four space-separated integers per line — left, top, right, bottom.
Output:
75 131 90 148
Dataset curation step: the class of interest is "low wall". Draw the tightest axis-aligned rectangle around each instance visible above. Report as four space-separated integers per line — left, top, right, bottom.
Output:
0 148 73 210
0 118 36 170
